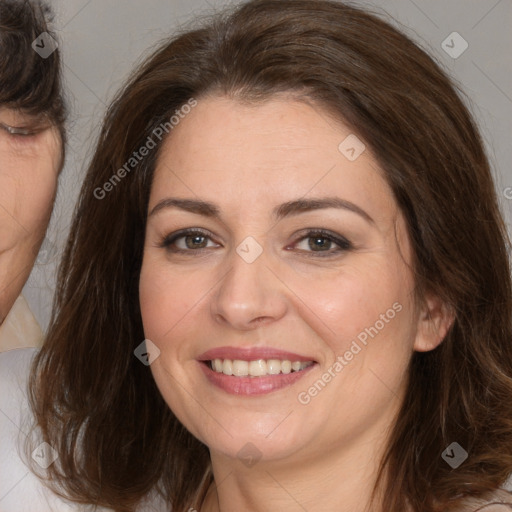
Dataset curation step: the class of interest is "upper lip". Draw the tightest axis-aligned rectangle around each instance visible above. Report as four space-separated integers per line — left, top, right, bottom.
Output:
198 346 316 363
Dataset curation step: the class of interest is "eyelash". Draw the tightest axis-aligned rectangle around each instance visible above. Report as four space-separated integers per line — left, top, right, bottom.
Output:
0 123 42 146
0 122 38 137
159 228 352 258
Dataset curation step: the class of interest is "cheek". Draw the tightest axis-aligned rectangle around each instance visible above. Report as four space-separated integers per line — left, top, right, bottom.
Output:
298 265 416 408
139 258 209 343
21 174 57 233
0 153 58 247
292 257 412 351
22 151 60 225
320 264 415 397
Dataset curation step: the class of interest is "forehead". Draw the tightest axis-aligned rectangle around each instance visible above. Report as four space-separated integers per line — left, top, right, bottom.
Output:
151 95 397 223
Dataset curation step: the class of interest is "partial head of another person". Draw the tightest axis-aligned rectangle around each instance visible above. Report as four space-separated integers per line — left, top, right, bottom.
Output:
0 0 66 324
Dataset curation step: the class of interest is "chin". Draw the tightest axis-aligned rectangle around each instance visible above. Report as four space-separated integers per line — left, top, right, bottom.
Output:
190 409 315 464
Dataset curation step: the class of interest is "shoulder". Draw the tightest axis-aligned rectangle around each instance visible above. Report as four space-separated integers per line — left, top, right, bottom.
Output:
453 489 512 511
0 349 162 511
481 489 512 509
0 347 38 418
0 348 111 511
0 345 38 373
0 347 38 432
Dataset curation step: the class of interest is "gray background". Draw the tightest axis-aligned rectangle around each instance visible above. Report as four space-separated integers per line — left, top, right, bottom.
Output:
24 0 512 331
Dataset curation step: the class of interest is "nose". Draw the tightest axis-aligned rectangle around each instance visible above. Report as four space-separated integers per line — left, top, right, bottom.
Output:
210 243 288 330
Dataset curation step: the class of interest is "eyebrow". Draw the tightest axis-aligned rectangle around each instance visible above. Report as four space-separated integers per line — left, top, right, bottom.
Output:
149 196 374 224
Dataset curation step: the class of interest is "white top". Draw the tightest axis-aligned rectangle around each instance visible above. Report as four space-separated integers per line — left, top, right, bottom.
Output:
0 348 166 511
0 348 95 511
1 348 512 512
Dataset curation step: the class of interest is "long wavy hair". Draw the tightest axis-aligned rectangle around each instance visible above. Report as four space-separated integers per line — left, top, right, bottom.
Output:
28 1 512 510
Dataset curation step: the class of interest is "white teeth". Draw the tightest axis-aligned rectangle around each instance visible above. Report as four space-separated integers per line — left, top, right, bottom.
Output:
232 360 249 376
281 360 292 374
209 358 313 377
222 359 233 376
249 359 267 377
291 361 302 371
267 359 281 375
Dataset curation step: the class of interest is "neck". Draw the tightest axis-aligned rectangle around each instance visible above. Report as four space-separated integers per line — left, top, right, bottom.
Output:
200 417 394 512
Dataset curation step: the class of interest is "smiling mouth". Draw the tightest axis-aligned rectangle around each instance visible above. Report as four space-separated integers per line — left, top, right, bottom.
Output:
207 358 315 377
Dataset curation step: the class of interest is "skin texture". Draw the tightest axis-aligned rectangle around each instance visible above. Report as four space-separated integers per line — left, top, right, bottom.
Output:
139 95 453 512
0 107 61 324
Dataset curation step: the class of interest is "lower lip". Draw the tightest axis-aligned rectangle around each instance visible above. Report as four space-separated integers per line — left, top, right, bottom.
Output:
199 362 316 396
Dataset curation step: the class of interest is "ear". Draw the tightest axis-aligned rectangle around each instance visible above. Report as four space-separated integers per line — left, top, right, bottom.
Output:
413 294 454 352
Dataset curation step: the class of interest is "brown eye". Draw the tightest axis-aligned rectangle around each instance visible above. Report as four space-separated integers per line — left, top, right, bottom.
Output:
160 228 219 253
183 234 208 249
307 235 333 251
291 229 352 257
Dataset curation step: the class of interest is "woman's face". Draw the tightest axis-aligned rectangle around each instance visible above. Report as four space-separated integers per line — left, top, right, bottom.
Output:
0 107 61 323
139 95 445 467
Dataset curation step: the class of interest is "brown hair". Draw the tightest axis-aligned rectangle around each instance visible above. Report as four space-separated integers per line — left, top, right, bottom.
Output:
28 0 512 510
0 0 66 146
